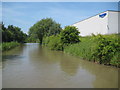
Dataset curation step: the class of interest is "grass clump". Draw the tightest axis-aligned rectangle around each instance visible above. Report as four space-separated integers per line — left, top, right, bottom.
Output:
2 42 20 51
64 36 96 61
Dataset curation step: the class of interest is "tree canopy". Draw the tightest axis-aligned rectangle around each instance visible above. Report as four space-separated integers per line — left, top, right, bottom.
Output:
2 23 27 43
28 18 62 44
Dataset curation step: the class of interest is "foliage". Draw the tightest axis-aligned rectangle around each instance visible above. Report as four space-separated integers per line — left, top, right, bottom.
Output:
26 36 40 43
2 42 20 51
64 36 96 61
60 26 80 45
29 18 62 44
64 34 120 67
43 35 63 51
92 34 120 65
110 52 120 67
43 26 80 51
1 23 27 51
2 23 27 43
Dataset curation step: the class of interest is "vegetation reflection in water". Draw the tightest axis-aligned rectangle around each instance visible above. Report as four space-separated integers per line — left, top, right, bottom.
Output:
2 43 118 88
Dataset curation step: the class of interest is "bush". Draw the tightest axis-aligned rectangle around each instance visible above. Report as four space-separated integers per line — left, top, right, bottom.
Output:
110 52 120 67
92 34 120 65
64 34 120 67
43 26 80 51
43 35 63 51
60 26 80 45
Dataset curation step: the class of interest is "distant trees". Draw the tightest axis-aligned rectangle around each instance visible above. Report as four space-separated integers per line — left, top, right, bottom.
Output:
29 18 62 44
2 23 27 43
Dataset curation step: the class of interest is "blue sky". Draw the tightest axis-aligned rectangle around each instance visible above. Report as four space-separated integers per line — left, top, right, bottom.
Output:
2 2 118 34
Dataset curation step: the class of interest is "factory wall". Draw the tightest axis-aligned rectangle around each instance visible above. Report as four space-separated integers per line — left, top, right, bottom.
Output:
72 11 119 36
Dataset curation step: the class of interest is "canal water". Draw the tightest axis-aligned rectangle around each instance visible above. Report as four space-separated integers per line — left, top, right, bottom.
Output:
2 43 118 88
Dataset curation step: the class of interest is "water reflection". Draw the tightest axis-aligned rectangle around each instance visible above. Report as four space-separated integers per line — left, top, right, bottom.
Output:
2 43 118 88
2 55 24 60
60 56 80 76
28 45 80 76
77 58 118 88
2 45 25 69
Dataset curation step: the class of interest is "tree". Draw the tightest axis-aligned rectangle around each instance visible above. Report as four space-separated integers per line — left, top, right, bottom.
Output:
29 18 62 44
60 26 80 45
2 23 27 43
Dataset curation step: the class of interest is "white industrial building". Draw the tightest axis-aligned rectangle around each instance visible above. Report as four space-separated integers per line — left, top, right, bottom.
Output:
72 10 120 36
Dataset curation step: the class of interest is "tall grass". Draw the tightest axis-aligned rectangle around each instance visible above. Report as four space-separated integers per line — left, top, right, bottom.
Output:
64 36 96 61
2 42 20 51
64 34 120 67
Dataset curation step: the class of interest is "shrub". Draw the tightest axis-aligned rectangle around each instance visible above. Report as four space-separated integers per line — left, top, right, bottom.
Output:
43 35 63 51
110 52 120 67
64 34 120 67
60 26 80 45
92 34 120 65
43 26 80 51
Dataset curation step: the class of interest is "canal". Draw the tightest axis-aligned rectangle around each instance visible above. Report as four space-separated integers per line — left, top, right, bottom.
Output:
2 43 118 88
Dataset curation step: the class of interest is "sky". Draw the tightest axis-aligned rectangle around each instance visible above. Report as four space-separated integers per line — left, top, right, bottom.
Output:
2 2 119 34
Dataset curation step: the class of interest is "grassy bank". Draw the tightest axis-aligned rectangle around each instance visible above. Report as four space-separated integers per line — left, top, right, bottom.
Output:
2 42 20 52
64 34 120 67
64 36 96 61
43 34 120 67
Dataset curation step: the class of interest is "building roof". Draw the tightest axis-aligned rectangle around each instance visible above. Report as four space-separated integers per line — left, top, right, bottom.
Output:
72 10 120 25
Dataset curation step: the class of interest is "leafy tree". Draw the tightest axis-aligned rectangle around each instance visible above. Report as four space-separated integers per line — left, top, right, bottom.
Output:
2 23 27 43
2 23 8 42
60 26 80 45
29 18 62 44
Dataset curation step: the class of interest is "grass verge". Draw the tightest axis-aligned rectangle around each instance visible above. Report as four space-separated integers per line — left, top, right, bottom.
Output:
1 42 20 52
64 34 120 67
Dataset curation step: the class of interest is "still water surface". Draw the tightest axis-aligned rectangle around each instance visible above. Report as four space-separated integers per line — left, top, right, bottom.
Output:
2 43 118 88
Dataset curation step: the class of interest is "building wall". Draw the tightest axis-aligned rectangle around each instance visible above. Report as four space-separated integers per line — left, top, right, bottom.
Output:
73 11 108 36
108 11 119 34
